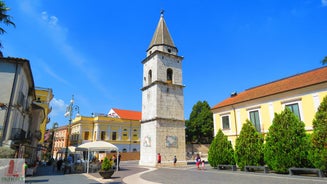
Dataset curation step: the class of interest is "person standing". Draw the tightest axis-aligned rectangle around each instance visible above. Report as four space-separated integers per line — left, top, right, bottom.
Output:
173 156 177 166
118 154 121 170
157 153 161 166
195 154 201 170
24 162 28 176
201 160 205 170
57 159 63 171
112 155 117 169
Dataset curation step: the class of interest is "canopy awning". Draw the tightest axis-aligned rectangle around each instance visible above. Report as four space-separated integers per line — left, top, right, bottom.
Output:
76 141 119 173
76 141 118 152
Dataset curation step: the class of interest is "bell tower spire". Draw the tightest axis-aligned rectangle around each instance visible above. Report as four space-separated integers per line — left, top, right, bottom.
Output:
147 10 178 56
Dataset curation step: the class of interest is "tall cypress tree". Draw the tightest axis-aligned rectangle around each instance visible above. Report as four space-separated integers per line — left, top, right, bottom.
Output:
309 95 327 170
208 129 235 168
235 120 264 170
264 108 309 173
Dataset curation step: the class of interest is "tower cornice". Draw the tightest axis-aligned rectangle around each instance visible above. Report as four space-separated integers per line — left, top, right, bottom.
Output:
141 80 185 91
142 50 183 64
141 117 185 124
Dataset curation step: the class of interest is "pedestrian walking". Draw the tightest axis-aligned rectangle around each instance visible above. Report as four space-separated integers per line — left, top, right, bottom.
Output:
157 153 161 166
201 160 205 170
195 154 201 170
173 156 177 166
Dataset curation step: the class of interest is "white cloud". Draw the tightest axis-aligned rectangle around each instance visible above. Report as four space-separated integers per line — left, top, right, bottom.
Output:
49 98 72 127
323 0 327 6
41 11 58 26
41 11 48 21
49 16 58 26
17 1 113 102
50 98 66 117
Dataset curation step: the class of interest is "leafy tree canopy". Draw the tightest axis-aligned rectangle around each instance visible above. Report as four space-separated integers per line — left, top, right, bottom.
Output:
208 129 235 167
0 0 15 48
309 95 327 170
235 120 264 170
186 101 213 144
322 56 327 65
264 108 310 173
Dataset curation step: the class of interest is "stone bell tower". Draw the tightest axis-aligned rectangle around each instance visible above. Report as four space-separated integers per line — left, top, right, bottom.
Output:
139 11 186 166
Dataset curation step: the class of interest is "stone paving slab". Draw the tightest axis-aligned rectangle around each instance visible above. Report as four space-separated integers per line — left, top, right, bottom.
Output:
24 161 327 184
141 166 327 184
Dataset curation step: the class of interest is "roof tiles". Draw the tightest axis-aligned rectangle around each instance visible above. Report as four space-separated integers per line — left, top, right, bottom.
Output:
212 66 327 110
112 108 141 121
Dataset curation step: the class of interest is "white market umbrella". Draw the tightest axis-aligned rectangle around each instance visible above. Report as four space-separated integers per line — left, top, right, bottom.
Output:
76 141 119 173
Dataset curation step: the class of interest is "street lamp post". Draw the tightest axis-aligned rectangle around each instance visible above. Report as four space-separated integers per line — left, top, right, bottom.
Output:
50 122 58 159
64 95 79 164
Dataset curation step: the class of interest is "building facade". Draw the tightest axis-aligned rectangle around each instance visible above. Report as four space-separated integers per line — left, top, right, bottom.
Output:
35 87 53 145
140 12 186 166
0 56 45 163
212 66 327 146
52 125 68 159
52 108 141 159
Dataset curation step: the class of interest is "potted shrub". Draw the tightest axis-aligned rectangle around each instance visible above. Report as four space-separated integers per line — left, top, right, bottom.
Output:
99 157 114 179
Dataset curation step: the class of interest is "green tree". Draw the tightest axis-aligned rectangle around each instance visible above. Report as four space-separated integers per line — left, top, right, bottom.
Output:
235 120 264 170
0 147 15 158
101 157 112 171
208 129 235 168
309 95 327 170
322 56 327 65
264 108 310 173
0 0 15 48
185 101 213 144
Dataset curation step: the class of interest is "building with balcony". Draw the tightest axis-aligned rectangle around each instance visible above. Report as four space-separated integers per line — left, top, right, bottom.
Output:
35 87 53 144
0 56 45 163
212 66 327 146
52 126 68 159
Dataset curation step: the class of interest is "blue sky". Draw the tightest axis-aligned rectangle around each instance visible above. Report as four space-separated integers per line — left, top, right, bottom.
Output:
2 0 327 128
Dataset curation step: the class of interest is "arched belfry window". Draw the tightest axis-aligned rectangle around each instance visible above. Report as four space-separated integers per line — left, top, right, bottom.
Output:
148 70 152 85
167 68 173 83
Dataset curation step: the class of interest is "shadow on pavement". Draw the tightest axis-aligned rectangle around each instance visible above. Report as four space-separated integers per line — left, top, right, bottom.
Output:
25 179 49 183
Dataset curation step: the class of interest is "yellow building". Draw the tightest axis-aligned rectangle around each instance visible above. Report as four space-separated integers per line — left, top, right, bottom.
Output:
35 87 53 144
212 66 327 146
70 108 141 153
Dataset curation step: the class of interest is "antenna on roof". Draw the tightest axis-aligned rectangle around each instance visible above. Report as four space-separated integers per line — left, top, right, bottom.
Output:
231 91 237 97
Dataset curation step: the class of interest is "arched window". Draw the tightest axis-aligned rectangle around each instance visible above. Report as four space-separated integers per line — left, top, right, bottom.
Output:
167 68 173 83
148 70 152 85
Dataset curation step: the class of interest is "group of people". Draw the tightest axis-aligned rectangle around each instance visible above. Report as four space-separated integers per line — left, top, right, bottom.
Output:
157 153 177 166
195 154 205 170
157 153 205 169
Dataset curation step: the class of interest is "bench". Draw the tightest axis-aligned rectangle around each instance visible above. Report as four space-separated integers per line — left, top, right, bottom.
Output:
26 166 37 176
217 164 237 171
245 165 269 173
289 167 324 177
